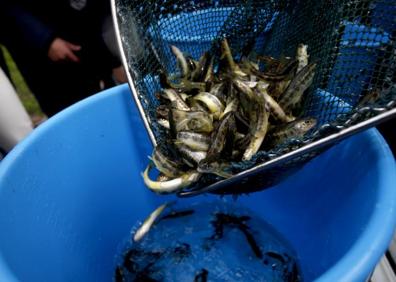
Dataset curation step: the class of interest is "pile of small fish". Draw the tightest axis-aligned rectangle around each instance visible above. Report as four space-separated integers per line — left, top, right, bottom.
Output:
142 38 317 194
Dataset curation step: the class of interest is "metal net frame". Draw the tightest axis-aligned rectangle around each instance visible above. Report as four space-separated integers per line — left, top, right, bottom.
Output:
114 0 396 195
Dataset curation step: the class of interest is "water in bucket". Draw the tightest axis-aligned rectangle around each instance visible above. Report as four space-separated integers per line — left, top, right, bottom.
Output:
114 200 301 281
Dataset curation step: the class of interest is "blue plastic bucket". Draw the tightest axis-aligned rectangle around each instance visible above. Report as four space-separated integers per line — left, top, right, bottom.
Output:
0 85 395 281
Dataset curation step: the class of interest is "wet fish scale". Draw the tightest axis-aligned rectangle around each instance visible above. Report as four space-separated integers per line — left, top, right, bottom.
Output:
220 97 239 119
268 117 317 147
171 45 189 78
152 148 181 178
176 143 207 165
296 44 309 73
233 79 255 100
192 52 211 82
204 57 214 83
278 62 317 111
210 83 225 97
252 59 298 81
176 131 210 151
257 83 294 123
162 89 190 111
205 112 235 161
193 92 225 119
242 89 270 161
170 109 213 133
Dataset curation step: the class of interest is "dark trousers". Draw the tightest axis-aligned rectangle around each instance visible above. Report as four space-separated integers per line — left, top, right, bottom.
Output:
9 49 114 117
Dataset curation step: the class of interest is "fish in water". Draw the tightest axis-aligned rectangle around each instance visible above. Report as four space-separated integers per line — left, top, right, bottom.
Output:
160 209 195 220
207 212 263 259
194 268 209 282
133 203 170 242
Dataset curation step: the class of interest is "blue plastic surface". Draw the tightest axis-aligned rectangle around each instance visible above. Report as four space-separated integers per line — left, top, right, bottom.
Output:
0 84 395 281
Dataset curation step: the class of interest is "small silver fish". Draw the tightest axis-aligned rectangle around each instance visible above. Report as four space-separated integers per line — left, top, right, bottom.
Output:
210 83 226 103
271 79 291 100
169 80 207 93
133 202 169 241
278 62 317 112
204 112 235 161
221 38 247 77
191 52 211 81
157 119 170 129
257 82 295 123
162 89 190 111
242 98 269 161
197 161 233 179
267 117 317 148
176 131 211 151
187 97 210 113
193 92 225 119
251 58 297 82
142 163 200 194
170 109 213 133
157 174 170 182
233 79 255 100
186 55 198 72
296 43 309 73
175 143 207 165
151 147 181 178
204 57 214 83
221 38 237 72
171 45 189 78
220 97 239 119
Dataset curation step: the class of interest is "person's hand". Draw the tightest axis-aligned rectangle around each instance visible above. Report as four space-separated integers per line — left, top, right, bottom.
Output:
48 38 81 63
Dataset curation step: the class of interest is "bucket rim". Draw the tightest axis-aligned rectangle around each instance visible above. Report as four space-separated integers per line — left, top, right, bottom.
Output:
0 86 395 282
